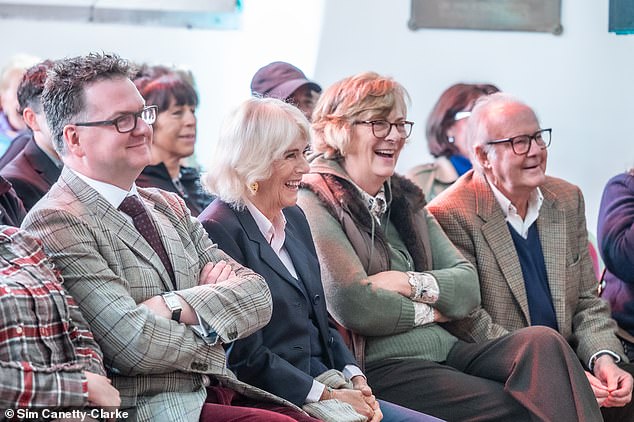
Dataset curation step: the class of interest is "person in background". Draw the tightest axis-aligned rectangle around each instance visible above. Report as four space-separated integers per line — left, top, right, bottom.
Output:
134 69 213 216
0 225 120 413
598 169 634 361
0 175 26 226
22 52 314 422
297 71 602 421
427 92 634 422
407 83 499 200
0 53 40 154
251 61 322 121
1 60 62 211
200 96 441 422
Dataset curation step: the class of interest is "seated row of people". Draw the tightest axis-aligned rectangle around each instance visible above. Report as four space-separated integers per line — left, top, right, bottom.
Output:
1 51 632 422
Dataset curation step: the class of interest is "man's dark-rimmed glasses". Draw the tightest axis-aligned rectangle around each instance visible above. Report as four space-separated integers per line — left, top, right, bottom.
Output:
486 128 552 156
74 105 158 134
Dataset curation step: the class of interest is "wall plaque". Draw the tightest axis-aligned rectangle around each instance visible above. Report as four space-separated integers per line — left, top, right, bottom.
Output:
409 0 563 35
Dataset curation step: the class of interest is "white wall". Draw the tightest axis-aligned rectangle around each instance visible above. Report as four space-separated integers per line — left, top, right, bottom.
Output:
314 0 634 231
0 0 632 229
0 0 325 179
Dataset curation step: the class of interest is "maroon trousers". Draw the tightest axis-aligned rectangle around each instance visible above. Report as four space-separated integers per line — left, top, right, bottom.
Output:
200 385 321 422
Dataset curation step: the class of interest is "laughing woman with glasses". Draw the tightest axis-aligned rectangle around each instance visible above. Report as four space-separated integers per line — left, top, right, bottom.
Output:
297 72 601 421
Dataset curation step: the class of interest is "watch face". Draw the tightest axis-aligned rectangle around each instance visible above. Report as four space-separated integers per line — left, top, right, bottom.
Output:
162 293 182 310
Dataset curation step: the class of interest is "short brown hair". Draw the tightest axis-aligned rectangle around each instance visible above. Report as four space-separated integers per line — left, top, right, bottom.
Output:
426 83 499 158
311 71 409 158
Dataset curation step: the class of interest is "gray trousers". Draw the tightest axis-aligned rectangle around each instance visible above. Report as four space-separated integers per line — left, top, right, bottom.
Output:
366 326 601 422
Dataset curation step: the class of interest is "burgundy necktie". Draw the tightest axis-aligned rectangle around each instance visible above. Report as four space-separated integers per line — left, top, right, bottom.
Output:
118 195 176 288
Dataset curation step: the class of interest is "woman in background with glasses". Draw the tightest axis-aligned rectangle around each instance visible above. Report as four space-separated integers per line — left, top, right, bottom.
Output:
298 72 598 421
407 83 499 200
134 68 213 216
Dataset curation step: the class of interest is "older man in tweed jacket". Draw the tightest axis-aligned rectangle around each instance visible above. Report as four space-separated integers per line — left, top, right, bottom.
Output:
427 92 634 421
21 53 314 422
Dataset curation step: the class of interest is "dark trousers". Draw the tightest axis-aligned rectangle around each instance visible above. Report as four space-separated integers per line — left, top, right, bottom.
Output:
366 326 602 422
200 385 320 422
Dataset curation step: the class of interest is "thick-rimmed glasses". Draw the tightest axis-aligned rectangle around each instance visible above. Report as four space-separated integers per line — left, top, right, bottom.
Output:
355 120 414 139
74 105 158 133
486 128 552 156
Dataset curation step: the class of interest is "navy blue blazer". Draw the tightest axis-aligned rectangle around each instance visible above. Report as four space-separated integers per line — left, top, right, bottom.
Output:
199 200 357 406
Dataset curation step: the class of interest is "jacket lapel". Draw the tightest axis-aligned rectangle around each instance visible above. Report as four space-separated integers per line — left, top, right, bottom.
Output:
61 169 174 291
536 187 567 331
474 173 531 325
24 140 62 186
236 209 308 299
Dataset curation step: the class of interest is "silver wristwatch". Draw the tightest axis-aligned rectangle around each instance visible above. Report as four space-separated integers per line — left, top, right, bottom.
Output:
161 292 182 322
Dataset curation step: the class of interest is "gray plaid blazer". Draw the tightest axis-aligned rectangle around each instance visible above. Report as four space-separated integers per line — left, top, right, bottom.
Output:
22 167 298 421
427 170 625 366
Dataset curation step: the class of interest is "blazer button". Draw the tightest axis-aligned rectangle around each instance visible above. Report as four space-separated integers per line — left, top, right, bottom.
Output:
312 294 320 305
328 336 334 346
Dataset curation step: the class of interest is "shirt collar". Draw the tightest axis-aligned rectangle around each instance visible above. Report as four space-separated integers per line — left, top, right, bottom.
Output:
245 200 287 253
487 178 543 238
353 182 387 222
70 168 139 209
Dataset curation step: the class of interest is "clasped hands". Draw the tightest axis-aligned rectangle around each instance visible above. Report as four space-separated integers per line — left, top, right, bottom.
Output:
586 354 633 408
321 376 382 421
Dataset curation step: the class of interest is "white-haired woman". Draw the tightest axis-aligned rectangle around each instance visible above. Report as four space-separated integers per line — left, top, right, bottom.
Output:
199 97 440 422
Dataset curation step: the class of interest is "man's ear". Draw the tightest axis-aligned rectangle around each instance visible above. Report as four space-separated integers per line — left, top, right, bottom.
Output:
22 107 39 131
63 124 84 156
474 144 491 170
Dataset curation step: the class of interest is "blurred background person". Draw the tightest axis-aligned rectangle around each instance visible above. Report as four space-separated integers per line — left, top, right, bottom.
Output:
251 61 322 121
598 169 634 361
407 83 499 200
0 53 40 153
1 59 61 211
134 68 213 216
298 71 601 421
200 97 438 422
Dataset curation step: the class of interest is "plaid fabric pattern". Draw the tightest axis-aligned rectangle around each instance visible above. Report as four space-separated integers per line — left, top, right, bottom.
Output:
0 226 105 409
427 170 624 365
22 168 288 421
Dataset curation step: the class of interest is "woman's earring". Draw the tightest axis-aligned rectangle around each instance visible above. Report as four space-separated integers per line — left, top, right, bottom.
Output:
249 182 259 194
447 136 455 144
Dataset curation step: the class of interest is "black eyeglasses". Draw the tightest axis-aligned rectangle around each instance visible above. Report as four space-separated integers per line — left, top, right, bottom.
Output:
355 120 414 139
486 128 552 156
74 105 158 133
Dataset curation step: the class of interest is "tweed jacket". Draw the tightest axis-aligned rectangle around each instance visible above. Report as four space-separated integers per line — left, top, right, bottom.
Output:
1 137 62 211
21 167 292 421
427 170 624 366
199 201 357 406
0 226 105 409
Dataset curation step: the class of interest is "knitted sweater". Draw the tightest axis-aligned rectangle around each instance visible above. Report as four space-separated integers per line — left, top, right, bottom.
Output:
298 155 480 365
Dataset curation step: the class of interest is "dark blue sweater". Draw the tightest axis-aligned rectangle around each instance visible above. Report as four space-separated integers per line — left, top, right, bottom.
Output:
509 223 558 330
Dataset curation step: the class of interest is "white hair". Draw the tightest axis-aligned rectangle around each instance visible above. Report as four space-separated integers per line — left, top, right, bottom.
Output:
204 97 310 209
466 92 536 173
